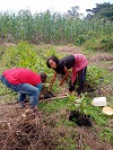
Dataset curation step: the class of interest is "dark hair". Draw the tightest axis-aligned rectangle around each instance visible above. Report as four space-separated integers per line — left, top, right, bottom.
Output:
46 55 60 68
39 72 47 83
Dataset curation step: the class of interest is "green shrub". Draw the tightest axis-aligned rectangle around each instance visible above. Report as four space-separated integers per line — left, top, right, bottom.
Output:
86 65 105 88
101 36 113 51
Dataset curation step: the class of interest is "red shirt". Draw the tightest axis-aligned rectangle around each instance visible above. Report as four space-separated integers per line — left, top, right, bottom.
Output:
3 68 41 86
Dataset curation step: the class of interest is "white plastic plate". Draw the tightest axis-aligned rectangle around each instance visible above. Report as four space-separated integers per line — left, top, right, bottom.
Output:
102 106 113 115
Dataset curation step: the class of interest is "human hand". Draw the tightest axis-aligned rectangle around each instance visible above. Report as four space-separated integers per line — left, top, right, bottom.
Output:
60 80 64 86
68 90 74 95
49 84 53 90
39 95 44 100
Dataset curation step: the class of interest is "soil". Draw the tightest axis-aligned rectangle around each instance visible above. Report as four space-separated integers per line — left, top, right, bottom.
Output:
0 103 113 150
0 44 113 150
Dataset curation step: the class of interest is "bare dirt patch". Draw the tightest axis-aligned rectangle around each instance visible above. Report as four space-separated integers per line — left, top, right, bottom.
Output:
0 103 113 150
56 45 82 54
88 53 113 71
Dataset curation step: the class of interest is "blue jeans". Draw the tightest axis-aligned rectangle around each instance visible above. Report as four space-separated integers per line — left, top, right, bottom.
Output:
0 75 42 108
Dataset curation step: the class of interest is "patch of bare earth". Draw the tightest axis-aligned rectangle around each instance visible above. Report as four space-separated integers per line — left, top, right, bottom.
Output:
88 53 113 71
56 45 82 54
0 103 113 150
2 43 16 47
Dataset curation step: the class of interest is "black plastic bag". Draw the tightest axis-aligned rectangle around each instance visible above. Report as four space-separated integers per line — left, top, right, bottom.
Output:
69 110 92 127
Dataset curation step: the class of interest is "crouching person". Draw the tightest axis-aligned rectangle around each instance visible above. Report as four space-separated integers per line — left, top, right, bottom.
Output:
0 68 47 111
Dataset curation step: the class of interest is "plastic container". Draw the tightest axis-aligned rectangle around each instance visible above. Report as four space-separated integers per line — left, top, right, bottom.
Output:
102 106 113 115
92 97 107 106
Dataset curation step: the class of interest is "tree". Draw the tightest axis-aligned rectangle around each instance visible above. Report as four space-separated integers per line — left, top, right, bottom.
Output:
67 6 80 18
86 2 113 21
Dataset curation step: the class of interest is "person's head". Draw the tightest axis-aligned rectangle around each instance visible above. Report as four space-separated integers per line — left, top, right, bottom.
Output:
46 55 59 69
39 72 47 83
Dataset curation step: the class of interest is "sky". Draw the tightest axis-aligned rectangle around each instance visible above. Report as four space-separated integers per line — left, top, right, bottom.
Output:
0 0 113 16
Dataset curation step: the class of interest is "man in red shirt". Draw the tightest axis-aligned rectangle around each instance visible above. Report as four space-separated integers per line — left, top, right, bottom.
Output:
1 68 47 110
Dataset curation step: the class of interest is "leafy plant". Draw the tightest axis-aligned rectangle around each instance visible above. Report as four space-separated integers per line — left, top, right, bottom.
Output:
4 42 37 70
99 128 113 145
86 65 105 88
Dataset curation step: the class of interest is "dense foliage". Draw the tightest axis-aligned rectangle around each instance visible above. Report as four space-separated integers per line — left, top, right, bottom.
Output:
86 2 113 21
0 3 113 52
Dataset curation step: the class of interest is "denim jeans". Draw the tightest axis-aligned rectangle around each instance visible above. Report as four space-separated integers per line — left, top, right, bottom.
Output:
0 75 42 108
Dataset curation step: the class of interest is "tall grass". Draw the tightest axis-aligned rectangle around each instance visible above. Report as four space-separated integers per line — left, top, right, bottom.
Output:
0 9 113 49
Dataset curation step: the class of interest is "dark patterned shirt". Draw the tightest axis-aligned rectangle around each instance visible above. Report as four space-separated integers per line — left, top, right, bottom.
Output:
54 55 75 75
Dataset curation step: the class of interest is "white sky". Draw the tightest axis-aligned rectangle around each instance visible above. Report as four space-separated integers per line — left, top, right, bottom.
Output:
0 0 113 15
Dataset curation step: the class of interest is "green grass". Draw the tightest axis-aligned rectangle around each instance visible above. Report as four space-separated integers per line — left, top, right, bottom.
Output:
39 98 69 113
0 42 113 149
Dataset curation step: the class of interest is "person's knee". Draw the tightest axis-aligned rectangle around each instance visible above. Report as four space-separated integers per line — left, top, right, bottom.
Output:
33 89 39 97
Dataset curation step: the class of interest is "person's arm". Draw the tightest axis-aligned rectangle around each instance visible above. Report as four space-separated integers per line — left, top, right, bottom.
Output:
68 71 77 93
50 71 57 89
60 66 69 86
